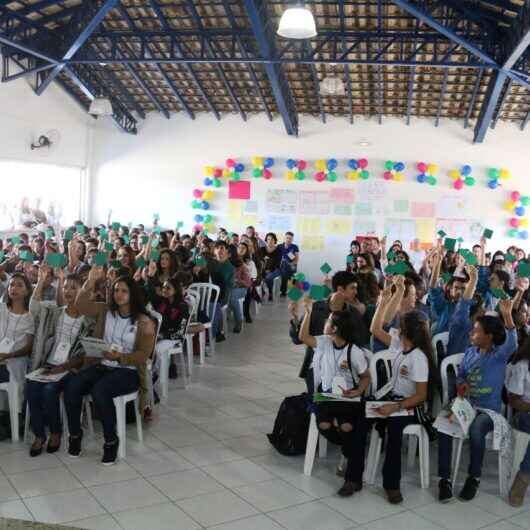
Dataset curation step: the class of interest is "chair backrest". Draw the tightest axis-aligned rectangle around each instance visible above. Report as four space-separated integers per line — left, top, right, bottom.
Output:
368 349 398 393
186 291 200 320
146 307 163 358
188 283 220 319
432 331 449 367
440 353 464 405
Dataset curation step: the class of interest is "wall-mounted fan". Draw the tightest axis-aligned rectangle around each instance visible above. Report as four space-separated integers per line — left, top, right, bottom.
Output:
30 129 61 156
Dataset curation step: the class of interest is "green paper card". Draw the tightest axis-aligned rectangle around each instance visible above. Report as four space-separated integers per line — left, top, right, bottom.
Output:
94 252 108 266
105 242 114 252
100 231 109 242
64 230 74 241
322 285 332 298
393 261 409 275
153 213 160 221
45 229 54 240
309 285 327 301
457 237 464 244
293 272 305 282
153 226 161 235
346 255 354 264
141 236 149 245
176 221 184 229
151 238 160 248
320 263 332 274
483 229 493 239
385 264 396 275
444 238 456 251
387 251 395 261
75 224 86 234
46 253 67 268
110 260 122 269
437 230 447 238
287 287 304 302
136 256 146 269
10 236 21 245
0 251 4 263
123 235 130 244
517 261 530 278
465 253 478 266
441 272 453 284
506 254 516 263
150 250 160 262
491 287 510 300
19 250 34 262
194 256 207 267
111 222 120 231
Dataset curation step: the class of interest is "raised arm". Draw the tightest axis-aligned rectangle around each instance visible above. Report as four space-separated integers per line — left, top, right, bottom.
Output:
298 297 317 349
497 298 517 361
75 266 107 318
429 248 443 289
383 275 405 324
463 264 478 300
369 286 393 346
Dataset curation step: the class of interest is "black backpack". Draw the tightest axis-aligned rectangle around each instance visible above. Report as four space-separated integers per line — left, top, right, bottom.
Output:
267 393 310 456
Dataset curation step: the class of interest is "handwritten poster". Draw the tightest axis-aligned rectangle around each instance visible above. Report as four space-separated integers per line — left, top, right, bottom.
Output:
354 202 373 216
325 217 353 236
436 196 469 219
265 214 293 234
333 204 353 216
266 189 297 214
416 219 436 242
297 217 321 235
241 215 258 228
357 180 387 201
244 201 259 214
384 218 416 244
411 202 435 218
227 201 243 222
298 191 331 215
301 236 325 252
436 218 471 242
228 180 251 200
394 200 410 214
353 219 377 235
329 187 355 204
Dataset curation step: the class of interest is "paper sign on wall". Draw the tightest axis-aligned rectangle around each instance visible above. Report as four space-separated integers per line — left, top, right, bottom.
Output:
227 201 243 222
297 217 321 235
436 196 469 219
299 191 331 215
228 180 251 200
265 215 292 234
329 188 354 204
416 219 436 242
301 236 325 252
436 219 471 242
333 204 353 216
325 217 353 236
357 180 387 201
244 201 259 214
394 200 410 214
411 202 435 218
354 202 373 216
384 218 416 244
354 219 377 235
266 189 297 214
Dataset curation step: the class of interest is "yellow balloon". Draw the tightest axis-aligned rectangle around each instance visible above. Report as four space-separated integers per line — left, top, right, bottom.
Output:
449 169 460 180
286 170 295 180
254 157 264 167
505 201 515 211
203 190 214 200
394 172 404 181
251 157 260 166
500 168 511 179
427 164 438 175
348 171 359 181
222 168 230 177
520 219 529 228
315 159 326 171
205 166 214 176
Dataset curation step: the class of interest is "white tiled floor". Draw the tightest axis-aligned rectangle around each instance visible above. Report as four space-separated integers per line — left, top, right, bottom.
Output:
0 301 528 529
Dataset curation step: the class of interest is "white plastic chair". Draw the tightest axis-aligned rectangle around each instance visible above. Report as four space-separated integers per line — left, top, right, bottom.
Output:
304 412 330 476
432 332 449 367
511 429 530 487
188 283 220 355
273 276 281 303
365 349 431 488
0 377 21 442
185 291 206 367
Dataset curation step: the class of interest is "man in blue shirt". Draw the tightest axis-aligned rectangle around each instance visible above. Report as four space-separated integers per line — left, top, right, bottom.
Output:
279 231 299 297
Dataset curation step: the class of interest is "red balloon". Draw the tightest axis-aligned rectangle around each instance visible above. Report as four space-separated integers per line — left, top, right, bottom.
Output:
263 169 272 179
383 171 393 180
226 158 235 168
213 168 222 178
454 179 464 190
193 189 202 198
315 171 326 182
510 218 520 228
511 191 521 202
297 160 307 170
359 158 368 169
417 162 427 173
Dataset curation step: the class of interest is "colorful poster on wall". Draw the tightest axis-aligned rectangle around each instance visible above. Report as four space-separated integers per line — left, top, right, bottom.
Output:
325 217 353 236
436 218 472 242
411 202 435 218
244 201 259 214
394 200 410 214
333 204 353 216
353 219 377 235
266 189 297 214
354 202 373 216
416 219 436 242
301 236 325 252
329 188 355 204
265 214 293 234
436 196 469 219
228 180 251 200
384 218 416 244
357 180 387 201
298 191 331 215
227 201 243 223
297 216 321 235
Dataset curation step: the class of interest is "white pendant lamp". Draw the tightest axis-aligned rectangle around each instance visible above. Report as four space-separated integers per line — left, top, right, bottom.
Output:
89 96 113 116
277 5 317 39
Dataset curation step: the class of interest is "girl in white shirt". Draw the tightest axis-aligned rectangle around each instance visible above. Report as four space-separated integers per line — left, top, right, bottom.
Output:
300 300 371 497
357 287 433 505
507 338 530 506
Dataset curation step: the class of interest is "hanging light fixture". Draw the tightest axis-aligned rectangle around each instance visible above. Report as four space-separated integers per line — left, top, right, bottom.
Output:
89 96 113 116
277 5 317 39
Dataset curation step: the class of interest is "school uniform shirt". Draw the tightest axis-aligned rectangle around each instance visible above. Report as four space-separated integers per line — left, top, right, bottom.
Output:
280 243 299 264
506 360 530 403
103 312 138 370
447 298 473 357
390 347 429 398
46 309 83 365
312 335 368 392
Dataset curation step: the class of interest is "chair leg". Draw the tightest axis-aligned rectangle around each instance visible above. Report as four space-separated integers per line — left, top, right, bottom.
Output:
7 385 19 442
114 399 126 460
134 397 143 445
304 414 319 476
60 396 69 451
207 327 215 356
199 331 206 364
185 335 194 375
159 350 169 402
452 438 464 487
366 428 381 485
407 435 417 470
221 306 228 337
178 353 188 389
24 402 30 443
423 432 430 488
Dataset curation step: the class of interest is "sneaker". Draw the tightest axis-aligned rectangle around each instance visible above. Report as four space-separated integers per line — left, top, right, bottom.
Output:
245 314 253 324
68 432 83 458
215 333 226 343
29 437 45 458
438 478 453 503
280 292 287 298
337 481 362 497
509 471 530 507
385 489 403 504
168 363 178 379
102 440 119 466
459 476 480 501
232 324 242 334
268 294 273 302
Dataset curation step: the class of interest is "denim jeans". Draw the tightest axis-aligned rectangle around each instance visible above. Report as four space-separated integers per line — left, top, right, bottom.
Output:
229 287 247 326
208 301 222 336
438 411 494 479
265 269 281 296
513 412 530 475
63 365 139 443
280 261 296 294
27 376 71 439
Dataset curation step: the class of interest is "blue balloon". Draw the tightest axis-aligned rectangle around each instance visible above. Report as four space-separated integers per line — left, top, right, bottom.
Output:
488 179 498 189
515 206 526 217
201 201 210 210
235 163 245 173
462 165 472 176
348 159 359 170
394 162 405 172
520 230 529 240
203 177 213 186
264 157 274 168
194 214 203 223
302 281 310 291
327 158 338 170
286 158 297 169
417 174 426 183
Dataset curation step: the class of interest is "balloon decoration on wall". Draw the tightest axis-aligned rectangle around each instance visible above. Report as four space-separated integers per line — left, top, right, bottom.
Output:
251 157 274 179
383 160 405 181
346 158 369 181
449 165 474 190
223 159 245 181
416 162 438 186
314 159 339 182
286 159 307 181
487 167 511 190
191 187 216 233
203 165 223 188
506 190 529 239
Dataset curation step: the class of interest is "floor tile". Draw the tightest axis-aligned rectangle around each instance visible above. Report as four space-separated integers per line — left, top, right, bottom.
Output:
233 478 314 511
362 510 443 530
89 477 168 513
67 460 140 487
70 514 122 530
0 476 20 503
217 401 273 419
507 510 530 528
268 500 355 530
176 442 242 466
482 522 527 530
0 499 34 521
24 489 105 524
8 466 83 498
208 514 286 530
222 434 275 458
125 449 195 477
113 502 201 530
201 458 274 488
413 500 502 529
0 449 62 474
148 468 225 501
177 490 259 527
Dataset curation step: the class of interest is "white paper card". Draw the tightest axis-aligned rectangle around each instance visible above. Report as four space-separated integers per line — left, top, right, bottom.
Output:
434 412 465 438
26 368 68 383
451 397 476 436
332 376 347 395
365 401 413 418
80 337 106 358
51 341 70 365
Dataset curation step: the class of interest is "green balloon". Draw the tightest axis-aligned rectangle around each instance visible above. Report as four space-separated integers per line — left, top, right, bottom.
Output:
204 215 213 223
213 178 221 188
508 228 518 238
360 170 369 179
521 196 530 206
252 168 262 177
488 168 499 179
328 171 338 182
191 200 198 209
464 176 475 186
232 173 241 181
385 160 394 170
428 176 437 185
296 171 305 180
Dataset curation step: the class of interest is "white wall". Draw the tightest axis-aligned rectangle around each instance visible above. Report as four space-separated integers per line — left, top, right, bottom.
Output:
90 112 530 281
0 76 91 168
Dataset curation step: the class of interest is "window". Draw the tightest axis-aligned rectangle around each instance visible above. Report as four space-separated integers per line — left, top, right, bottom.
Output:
0 160 82 230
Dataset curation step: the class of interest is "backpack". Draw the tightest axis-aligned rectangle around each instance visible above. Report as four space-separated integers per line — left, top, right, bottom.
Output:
267 394 310 456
